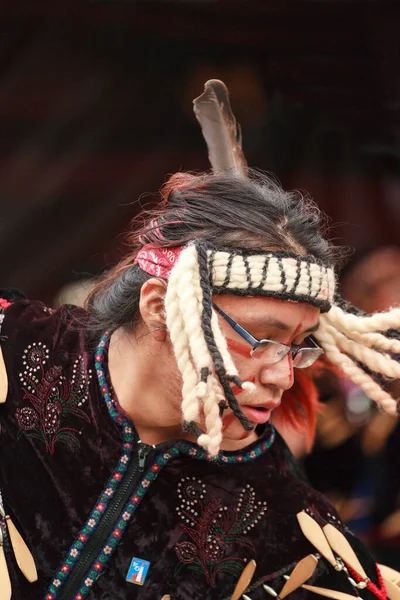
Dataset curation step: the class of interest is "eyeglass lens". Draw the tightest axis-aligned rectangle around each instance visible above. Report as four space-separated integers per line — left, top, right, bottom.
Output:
251 341 323 368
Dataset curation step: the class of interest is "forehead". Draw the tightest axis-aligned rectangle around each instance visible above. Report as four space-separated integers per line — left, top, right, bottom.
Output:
213 294 320 329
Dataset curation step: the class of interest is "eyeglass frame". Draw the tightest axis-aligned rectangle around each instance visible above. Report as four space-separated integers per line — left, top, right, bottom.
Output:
212 302 324 367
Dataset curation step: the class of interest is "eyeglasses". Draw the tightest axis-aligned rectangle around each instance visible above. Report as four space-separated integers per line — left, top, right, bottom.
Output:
213 303 323 368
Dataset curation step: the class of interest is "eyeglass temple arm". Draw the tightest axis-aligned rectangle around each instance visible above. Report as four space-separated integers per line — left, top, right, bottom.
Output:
212 303 258 346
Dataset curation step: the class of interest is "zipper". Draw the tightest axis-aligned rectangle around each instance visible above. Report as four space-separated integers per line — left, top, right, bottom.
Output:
57 442 155 600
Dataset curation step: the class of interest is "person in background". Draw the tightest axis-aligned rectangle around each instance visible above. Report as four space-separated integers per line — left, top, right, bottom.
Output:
341 246 400 568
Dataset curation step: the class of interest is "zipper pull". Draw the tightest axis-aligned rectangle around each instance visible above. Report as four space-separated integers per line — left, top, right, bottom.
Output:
137 444 153 472
138 449 146 472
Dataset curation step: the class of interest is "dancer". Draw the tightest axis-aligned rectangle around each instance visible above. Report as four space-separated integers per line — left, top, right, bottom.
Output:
0 81 399 600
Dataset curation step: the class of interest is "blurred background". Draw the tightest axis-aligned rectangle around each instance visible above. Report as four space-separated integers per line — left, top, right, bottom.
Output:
1 0 400 566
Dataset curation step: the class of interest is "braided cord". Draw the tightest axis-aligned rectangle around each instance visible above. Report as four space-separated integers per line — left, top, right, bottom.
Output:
196 243 253 431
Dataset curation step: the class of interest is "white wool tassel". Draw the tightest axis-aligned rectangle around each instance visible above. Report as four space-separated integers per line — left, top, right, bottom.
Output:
324 323 400 379
326 305 400 335
165 263 200 422
167 245 225 455
352 330 400 355
315 318 398 416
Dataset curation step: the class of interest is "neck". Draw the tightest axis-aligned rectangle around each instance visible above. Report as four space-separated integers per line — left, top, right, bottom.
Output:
108 328 183 445
107 328 261 451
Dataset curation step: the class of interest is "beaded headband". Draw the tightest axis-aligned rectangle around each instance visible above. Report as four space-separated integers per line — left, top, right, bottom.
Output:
135 245 336 312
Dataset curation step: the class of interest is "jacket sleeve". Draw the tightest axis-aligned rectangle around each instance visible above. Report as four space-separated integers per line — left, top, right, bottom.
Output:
0 293 93 599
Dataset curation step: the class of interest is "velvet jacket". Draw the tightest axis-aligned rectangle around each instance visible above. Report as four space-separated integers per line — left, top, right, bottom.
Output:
0 295 387 600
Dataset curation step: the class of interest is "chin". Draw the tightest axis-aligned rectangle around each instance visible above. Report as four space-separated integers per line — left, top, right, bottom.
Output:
222 422 255 442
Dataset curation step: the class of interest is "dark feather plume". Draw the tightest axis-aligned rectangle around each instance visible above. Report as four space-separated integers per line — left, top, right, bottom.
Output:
193 79 247 177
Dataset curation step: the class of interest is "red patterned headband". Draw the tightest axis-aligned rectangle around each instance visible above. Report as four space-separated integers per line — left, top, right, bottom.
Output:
134 243 336 311
134 245 183 279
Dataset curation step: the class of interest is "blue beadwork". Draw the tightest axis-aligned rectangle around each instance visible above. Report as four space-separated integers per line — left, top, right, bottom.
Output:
45 330 137 599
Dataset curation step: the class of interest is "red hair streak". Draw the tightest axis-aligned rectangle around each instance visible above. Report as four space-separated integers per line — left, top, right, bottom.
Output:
272 358 341 454
272 369 320 453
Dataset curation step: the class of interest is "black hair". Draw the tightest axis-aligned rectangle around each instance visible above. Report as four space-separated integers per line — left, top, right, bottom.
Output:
86 169 342 340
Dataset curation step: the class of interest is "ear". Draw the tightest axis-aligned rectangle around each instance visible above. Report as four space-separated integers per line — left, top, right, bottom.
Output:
139 278 168 342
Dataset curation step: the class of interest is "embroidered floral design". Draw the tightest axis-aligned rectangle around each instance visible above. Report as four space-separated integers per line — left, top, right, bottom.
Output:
175 541 198 564
16 343 92 453
174 478 267 585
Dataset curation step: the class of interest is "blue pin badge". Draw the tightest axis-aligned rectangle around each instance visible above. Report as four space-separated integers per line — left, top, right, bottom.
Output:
126 557 151 586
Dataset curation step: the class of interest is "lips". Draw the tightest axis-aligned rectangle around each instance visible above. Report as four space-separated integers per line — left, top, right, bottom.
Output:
240 405 272 425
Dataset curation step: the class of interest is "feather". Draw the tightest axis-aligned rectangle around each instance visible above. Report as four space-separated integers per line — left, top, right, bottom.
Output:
193 79 247 177
383 577 400 600
322 524 367 580
0 346 7 404
0 529 12 600
297 512 337 567
279 554 319 598
5 516 37 582
230 559 256 600
302 584 358 600
378 563 400 584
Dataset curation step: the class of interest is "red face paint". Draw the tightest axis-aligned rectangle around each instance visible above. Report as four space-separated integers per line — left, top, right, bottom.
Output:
227 338 251 358
281 320 305 346
289 321 303 344
222 413 237 430
287 357 294 388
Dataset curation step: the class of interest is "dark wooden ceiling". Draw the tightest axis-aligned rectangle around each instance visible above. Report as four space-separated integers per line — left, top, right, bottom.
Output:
1 1 400 301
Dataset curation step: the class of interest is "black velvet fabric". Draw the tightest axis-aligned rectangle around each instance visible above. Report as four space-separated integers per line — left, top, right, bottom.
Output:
0 298 385 599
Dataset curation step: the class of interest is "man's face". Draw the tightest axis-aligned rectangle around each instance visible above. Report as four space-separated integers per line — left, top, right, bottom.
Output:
145 293 320 447
208 295 320 444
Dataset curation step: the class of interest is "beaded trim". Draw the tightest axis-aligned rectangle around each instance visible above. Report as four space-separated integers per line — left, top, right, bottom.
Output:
208 250 335 313
176 435 275 463
73 448 180 598
45 331 137 599
45 331 275 599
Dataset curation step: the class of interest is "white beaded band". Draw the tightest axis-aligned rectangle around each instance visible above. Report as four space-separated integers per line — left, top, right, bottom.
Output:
208 250 335 312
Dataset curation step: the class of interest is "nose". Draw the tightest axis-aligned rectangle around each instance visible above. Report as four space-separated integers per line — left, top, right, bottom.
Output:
258 354 294 392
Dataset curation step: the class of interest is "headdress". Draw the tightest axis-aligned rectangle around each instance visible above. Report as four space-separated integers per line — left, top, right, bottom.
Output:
133 80 400 456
